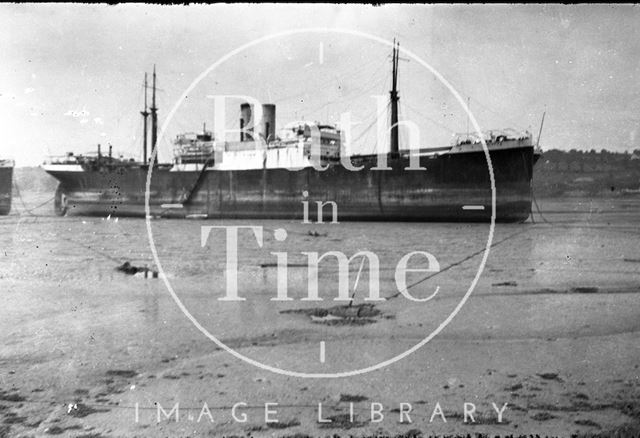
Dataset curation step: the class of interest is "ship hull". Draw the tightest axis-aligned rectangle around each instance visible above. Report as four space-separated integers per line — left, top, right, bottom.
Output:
45 146 535 222
0 165 13 216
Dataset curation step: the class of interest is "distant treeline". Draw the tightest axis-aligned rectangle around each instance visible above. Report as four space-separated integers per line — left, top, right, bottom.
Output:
12 148 640 199
533 149 640 197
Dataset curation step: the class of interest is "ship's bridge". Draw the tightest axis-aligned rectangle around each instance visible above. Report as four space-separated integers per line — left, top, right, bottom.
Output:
173 130 215 164
274 121 341 161
279 121 340 140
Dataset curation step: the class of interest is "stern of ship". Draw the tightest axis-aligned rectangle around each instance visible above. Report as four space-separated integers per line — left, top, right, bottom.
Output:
0 161 14 215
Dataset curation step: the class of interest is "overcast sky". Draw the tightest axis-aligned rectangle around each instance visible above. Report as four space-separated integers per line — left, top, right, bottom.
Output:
2 4 640 166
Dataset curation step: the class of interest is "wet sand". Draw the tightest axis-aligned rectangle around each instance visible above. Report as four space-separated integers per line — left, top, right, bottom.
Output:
1 194 639 437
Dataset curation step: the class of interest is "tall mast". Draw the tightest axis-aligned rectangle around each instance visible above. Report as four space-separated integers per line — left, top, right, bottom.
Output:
150 65 158 166
140 73 149 164
390 39 400 156
536 111 546 148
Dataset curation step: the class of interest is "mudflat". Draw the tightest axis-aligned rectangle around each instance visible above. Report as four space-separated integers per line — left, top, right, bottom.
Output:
1 194 639 437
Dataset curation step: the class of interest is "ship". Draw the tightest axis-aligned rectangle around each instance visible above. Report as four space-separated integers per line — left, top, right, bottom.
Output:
0 159 14 215
43 43 541 222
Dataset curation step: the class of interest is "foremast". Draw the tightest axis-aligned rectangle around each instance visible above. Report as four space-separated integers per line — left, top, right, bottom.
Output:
140 65 159 166
140 73 150 164
150 65 158 166
390 39 400 157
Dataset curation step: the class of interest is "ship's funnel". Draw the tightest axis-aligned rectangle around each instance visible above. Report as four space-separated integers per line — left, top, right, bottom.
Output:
260 104 276 143
240 103 276 143
240 103 253 142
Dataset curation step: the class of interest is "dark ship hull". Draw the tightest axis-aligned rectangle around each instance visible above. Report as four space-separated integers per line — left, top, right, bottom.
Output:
45 145 537 222
0 163 13 216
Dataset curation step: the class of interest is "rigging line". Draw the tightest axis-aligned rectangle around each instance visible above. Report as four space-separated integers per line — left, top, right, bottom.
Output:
380 68 391 95
470 99 528 132
372 67 393 95
355 104 390 156
156 112 196 158
398 105 407 150
338 104 380 155
433 74 528 131
126 115 144 159
351 101 391 147
291 67 390 121
345 82 387 124
402 101 457 134
271 70 348 106
309 72 389 117
461 92 527 132
354 105 381 135
364 65 392 97
354 60 390 92
334 54 388 85
117 78 148 158
170 116 192 137
272 55 386 106
402 101 450 130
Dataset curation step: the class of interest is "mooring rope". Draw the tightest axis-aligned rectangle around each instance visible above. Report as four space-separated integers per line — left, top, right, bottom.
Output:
531 188 551 224
11 180 55 217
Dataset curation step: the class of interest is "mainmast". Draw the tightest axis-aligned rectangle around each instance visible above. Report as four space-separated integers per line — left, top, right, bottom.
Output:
536 111 546 149
150 65 158 166
140 73 150 164
390 39 400 156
